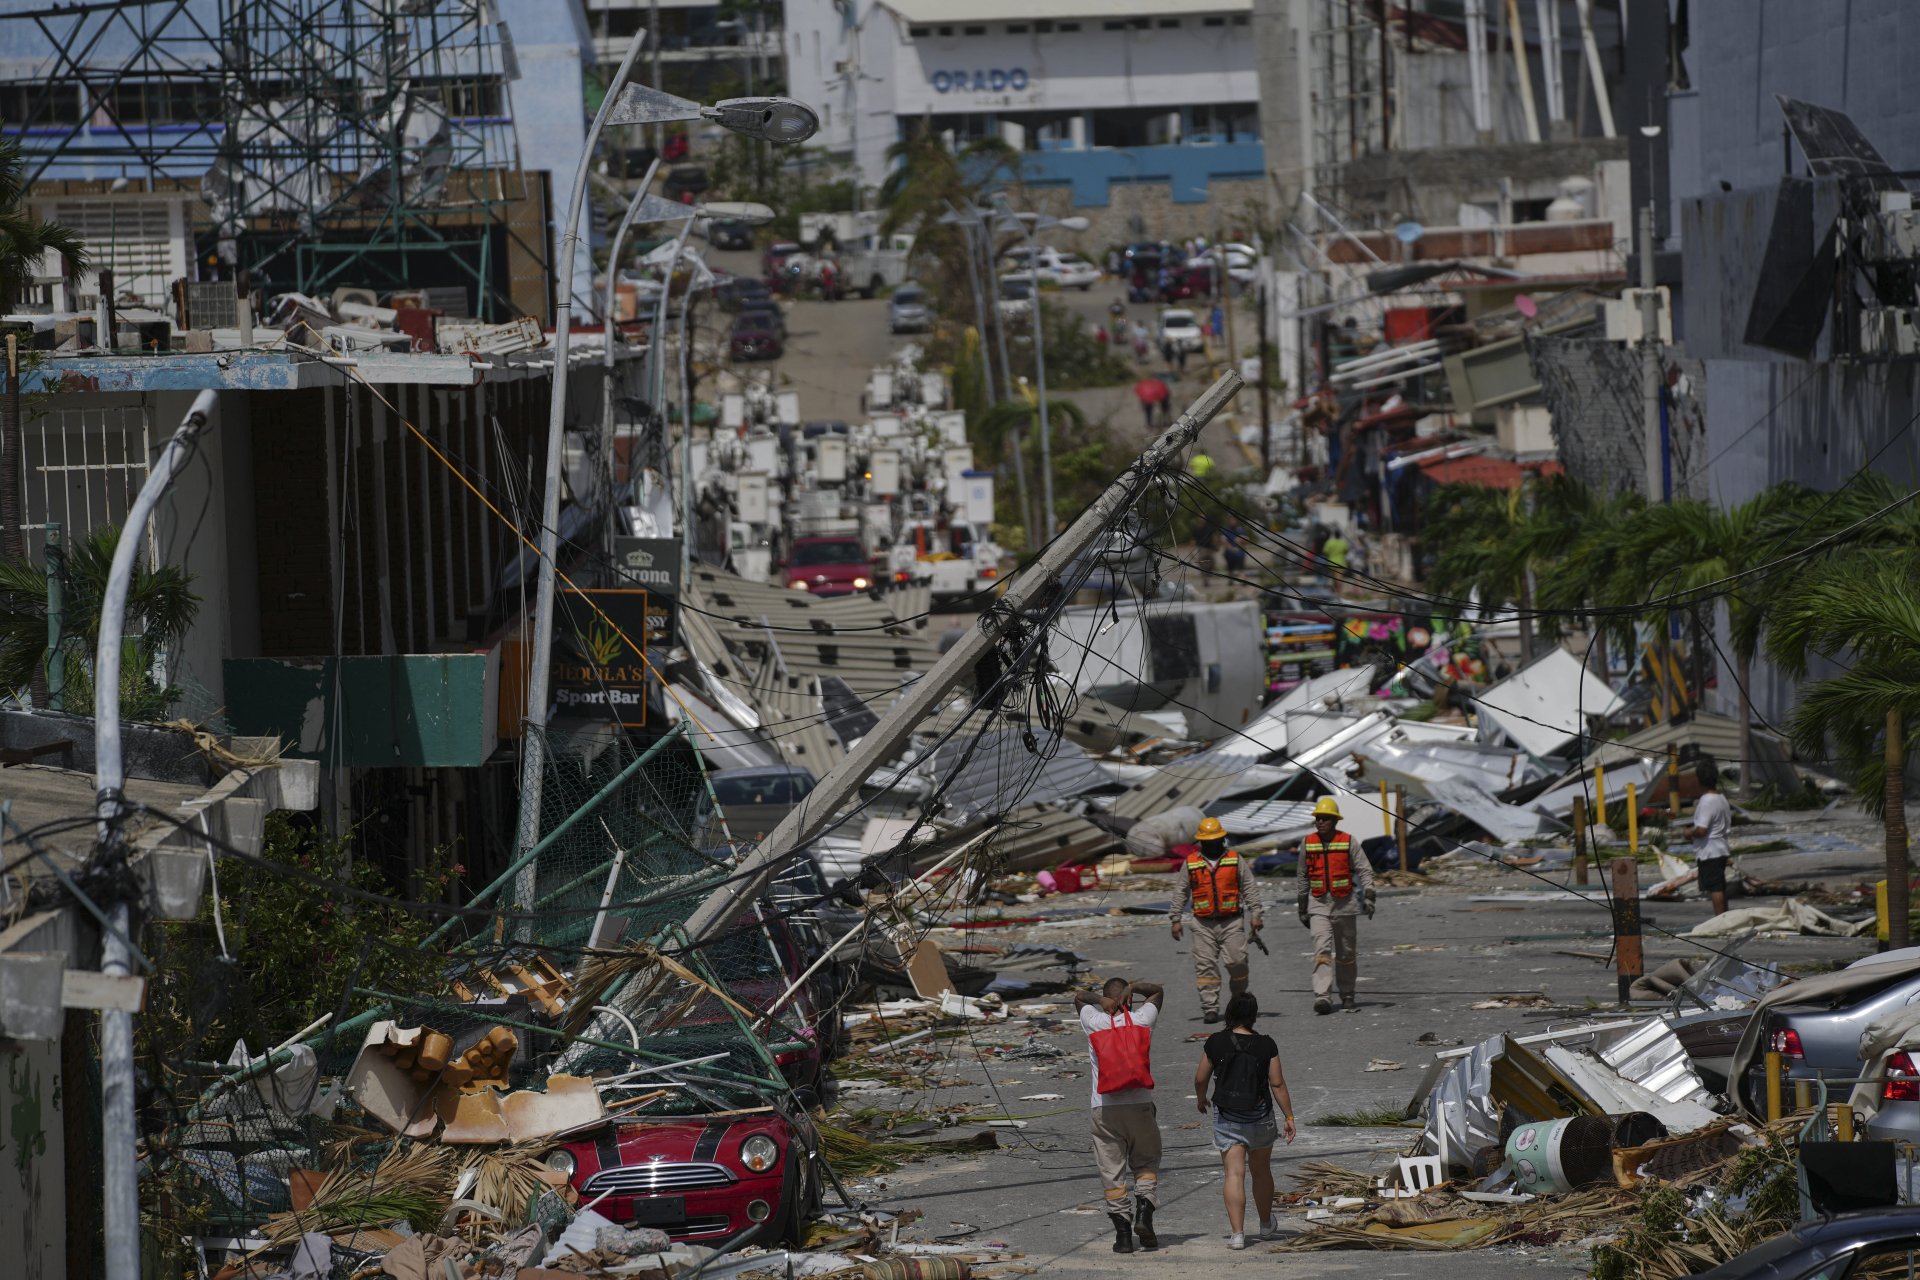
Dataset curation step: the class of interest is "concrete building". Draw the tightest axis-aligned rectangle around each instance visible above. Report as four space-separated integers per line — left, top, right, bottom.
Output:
783 0 1266 241
9 338 641 880
1653 0 1920 728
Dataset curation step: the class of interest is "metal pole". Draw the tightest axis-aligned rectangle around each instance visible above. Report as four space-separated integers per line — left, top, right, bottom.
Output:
603 157 665 546
1256 283 1273 477
93 387 218 1280
45 520 63 711
1637 203 1665 503
644 216 699 585
679 372 1244 944
1026 218 1056 536
513 29 654 921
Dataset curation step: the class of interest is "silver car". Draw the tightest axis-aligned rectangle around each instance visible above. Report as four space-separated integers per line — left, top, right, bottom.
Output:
1751 950 1920 1122
888 284 933 334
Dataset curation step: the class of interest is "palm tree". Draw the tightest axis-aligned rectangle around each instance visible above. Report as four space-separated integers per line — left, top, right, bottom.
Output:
1424 475 1597 662
1 130 88 562
1765 558 1920 945
1536 486 1645 683
0 524 199 718
1611 485 1815 795
877 131 1018 322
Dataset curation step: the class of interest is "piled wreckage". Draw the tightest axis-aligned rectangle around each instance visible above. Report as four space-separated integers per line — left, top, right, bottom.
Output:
1272 944 1920 1277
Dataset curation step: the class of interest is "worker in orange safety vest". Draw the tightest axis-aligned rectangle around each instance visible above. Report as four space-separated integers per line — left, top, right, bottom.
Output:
1169 816 1264 1023
1295 796 1376 1015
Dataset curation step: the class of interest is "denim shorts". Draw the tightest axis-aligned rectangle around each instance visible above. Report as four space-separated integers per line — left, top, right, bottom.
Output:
1212 1114 1279 1152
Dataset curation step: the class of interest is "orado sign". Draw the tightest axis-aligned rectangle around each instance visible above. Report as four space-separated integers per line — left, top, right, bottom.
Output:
931 67 1031 94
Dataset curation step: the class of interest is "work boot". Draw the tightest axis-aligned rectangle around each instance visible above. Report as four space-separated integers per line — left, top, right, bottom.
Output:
1134 1200 1158 1250
1341 997 1360 1013
1108 1212 1136 1254
1313 998 1333 1016
1203 1010 1220 1024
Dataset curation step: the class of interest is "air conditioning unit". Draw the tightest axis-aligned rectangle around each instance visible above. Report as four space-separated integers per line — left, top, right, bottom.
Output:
1603 287 1673 344
1860 307 1920 358
1861 209 1920 262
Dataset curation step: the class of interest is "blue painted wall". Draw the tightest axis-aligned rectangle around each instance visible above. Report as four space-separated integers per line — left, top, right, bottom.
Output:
1019 142 1266 208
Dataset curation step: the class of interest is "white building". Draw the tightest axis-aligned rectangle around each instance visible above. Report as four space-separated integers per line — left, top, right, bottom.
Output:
784 0 1264 223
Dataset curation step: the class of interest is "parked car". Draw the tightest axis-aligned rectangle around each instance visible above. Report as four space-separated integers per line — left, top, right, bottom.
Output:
1689 1209 1920 1278
1189 242 1258 286
663 165 710 203
710 765 818 842
1156 307 1205 353
1748 951 1920 1116
888 284 934 333
1159 264 1216 302
997 274 1035 321
782 535 874 596
1002 245 1100 290
546 1109 821 1245
735 303 786 341
706 218 755 250
729 312 784 361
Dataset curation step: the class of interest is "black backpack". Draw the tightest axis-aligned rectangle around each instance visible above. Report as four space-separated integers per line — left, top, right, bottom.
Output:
1213 1035 1268 1114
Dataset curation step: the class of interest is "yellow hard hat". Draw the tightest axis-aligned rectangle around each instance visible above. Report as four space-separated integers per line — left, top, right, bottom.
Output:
1312 796 1343 819
1195 816 1227 841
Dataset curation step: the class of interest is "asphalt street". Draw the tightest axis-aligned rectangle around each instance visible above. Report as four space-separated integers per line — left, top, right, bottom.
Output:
838 843 1882 1278
700 248 1235 455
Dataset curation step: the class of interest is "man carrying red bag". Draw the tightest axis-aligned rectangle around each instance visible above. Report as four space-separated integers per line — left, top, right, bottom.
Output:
1075 976 1166 1253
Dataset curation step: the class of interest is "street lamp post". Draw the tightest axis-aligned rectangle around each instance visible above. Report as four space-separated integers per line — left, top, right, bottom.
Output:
942 204 1039 543
993 199 1088 538
512 33 816 918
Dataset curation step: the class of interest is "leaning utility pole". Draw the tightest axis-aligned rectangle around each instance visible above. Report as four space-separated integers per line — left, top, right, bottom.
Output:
679 371 1245 944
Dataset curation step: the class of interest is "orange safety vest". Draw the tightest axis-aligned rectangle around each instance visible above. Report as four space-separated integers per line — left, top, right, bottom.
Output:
1304 831 1354 899
1186 850 1242 918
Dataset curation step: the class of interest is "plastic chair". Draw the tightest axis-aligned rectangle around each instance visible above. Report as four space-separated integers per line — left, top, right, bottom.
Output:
1398 1155 1444 1193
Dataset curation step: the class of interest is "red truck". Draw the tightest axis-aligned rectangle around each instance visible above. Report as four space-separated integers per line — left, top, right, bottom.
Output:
782 535 874 597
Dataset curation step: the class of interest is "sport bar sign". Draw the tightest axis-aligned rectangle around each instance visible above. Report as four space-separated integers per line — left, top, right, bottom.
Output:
553 587 672 727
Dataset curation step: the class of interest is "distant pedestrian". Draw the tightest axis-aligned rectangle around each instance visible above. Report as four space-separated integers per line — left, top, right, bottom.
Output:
1223 521 1247 573
1210 304 1225 338
1685 757 1733 916
1132 322 1150 361
1096 324 1109 346
1076 977 1166 1253
1160 338 1175 366
1322 529 1350 572
819 260 836 298
1176 343 1190 372
1194 991 1296 1249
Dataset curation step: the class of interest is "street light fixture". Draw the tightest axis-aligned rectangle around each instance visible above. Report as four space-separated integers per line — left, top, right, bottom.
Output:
991 198 1089 535
515 24 816 918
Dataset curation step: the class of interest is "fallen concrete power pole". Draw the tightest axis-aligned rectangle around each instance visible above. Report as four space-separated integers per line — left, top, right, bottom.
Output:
678 369 1245 946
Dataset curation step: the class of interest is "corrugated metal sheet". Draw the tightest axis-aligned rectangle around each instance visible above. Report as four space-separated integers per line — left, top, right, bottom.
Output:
1111 760 1247 819
918 729 1117 823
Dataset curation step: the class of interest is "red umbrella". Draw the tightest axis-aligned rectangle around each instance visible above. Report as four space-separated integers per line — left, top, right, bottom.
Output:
1135 377 1170 405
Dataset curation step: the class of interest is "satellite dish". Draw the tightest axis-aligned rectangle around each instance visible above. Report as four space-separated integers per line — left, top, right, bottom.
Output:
1393 221 1425 244
1515 294 1539 318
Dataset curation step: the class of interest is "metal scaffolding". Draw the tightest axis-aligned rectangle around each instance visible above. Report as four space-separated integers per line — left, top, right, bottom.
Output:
0 0 528 315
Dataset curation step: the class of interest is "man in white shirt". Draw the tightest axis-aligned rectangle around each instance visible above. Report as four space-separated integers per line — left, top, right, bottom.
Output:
1075 977 1165 1254
1685 757 1734 916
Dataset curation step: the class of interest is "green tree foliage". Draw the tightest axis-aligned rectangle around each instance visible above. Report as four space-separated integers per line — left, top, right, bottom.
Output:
0 129 87 313
0 524 198 717
144 815 449 1061
877 132 1018 322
